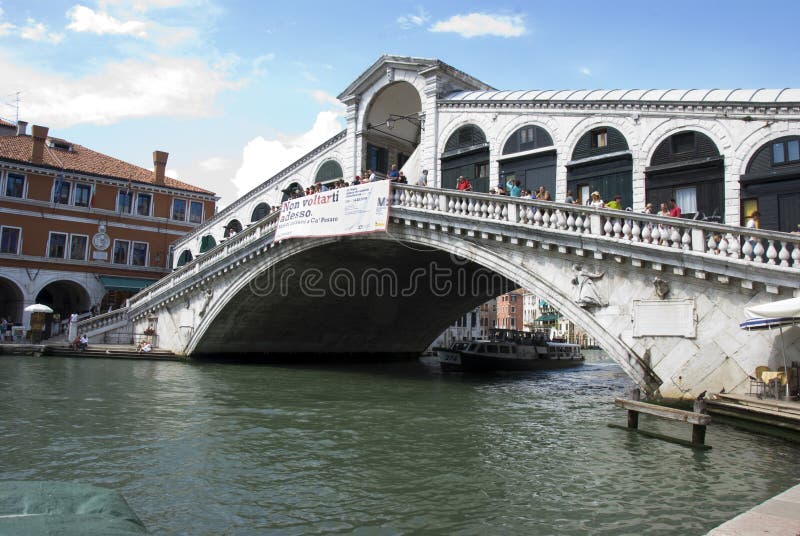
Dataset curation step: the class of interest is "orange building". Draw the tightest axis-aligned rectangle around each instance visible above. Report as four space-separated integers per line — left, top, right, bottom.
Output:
495 288 525 331
0 121 216 337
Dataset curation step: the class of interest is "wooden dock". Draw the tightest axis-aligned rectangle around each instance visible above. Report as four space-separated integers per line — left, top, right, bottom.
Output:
706 392 800 434
612 388 711 448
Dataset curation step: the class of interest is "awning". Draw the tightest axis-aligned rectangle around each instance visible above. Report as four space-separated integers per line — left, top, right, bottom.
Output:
99 275 157 292
535 314 560 323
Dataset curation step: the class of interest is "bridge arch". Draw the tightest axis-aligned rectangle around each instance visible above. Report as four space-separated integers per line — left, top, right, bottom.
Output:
281 182 305 202
180 230 656 392
223 219 243 238
199 234 217 254
250 203 271 223
313 159 344 187
566 124 633 208
440 123 491 192
738 130 800 231
498 123 557 197
176 249 193 267
362 81 423 175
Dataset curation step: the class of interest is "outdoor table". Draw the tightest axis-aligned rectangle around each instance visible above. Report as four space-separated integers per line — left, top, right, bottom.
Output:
761 371 786 399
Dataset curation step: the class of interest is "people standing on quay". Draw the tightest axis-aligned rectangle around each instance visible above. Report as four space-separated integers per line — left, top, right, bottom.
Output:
658 203 670 217
589 191 604 208
417 169 428 187
457 176 472 191
506 179 521 197
387 164 400 181
564 190 575 204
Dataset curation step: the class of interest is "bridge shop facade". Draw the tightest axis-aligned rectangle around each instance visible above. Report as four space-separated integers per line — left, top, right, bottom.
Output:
175 55 800 264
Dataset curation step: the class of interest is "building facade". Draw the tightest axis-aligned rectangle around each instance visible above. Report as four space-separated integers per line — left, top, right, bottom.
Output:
0 122 216 336
495 289 524 331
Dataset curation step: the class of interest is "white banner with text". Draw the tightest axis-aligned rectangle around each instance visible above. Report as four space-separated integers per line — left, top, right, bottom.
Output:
275 181 391 241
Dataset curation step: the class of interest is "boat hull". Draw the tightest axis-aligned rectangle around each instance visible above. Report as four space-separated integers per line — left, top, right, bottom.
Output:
439 350 584 372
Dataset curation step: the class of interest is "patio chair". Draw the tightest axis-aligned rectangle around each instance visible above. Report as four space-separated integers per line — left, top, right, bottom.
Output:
749 365 770 397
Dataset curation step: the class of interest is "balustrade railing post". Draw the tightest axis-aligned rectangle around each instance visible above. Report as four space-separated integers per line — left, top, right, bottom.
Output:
507 201 518 223
691 229 706 252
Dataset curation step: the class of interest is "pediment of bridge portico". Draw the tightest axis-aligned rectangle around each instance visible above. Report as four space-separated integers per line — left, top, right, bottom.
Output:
336 55 493 107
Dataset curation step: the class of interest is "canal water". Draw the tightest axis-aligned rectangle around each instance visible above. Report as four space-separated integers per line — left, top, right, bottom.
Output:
1 356 799 535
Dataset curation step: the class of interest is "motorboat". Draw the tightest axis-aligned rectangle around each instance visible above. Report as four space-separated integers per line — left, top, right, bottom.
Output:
437 328 584 372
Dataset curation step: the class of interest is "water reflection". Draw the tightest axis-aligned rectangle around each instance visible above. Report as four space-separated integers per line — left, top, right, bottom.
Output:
1 356 799 535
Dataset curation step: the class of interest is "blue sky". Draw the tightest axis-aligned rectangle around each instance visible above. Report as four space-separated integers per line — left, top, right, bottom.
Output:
1 0 799 206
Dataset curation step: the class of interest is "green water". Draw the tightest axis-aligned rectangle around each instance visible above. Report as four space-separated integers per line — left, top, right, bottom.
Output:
1 356 798 535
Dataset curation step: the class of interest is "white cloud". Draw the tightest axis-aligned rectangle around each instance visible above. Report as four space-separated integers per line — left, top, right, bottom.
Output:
232 110 344 197
252 53 275 77
301 89 344 109
580 66 591 76
67 5 148 38
0 22 14 36
0 54 242 128
430 13 525 38
397 8 429 29
20 17 64 44
199 156 230 171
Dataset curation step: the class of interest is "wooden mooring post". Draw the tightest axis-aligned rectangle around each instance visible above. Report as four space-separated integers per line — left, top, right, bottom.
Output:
611 388 712 449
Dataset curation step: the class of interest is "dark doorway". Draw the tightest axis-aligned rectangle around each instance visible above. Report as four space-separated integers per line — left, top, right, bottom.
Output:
645 131 724 221
567 126 633 208
441 125 490 193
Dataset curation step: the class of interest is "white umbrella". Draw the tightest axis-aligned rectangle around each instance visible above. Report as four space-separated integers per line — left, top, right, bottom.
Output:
740 297 800 398
24 303 54 314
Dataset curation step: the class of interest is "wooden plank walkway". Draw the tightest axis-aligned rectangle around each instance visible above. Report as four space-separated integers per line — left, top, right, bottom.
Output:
707 393 800 434
707 483 800 535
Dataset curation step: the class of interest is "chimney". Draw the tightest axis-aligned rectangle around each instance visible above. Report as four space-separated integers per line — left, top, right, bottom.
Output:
16 121 28 136
31 125 49 164
153 150 168 186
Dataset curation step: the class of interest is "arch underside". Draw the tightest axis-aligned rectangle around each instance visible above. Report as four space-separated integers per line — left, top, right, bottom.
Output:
187 227 659 393
192 240 515 356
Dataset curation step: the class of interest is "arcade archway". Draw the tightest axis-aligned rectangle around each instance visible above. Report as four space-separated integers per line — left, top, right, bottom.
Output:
0 277 24 325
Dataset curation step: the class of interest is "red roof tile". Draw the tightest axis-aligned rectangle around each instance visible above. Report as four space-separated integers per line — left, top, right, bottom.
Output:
0 134 215 196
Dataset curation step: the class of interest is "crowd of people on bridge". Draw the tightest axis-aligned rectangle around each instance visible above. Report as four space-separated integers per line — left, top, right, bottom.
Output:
284 163 429 200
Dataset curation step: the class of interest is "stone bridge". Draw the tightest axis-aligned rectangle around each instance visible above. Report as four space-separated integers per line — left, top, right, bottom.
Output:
80 185 800 401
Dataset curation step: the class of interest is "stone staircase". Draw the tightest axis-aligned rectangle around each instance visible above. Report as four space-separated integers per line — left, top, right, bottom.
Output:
43 344 180 361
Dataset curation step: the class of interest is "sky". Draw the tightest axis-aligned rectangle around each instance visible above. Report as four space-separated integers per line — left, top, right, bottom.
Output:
2 0 800 207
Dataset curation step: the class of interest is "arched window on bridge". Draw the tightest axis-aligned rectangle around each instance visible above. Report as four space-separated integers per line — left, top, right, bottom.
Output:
199 235 216 254
646 131 723 222
224 220 243 238
176 249 193 267
740 135 800 232
281 182 305 202
500 125 556 198
250 203 271 222
441 124 490 192
315 160 343 188
567 126 632 207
